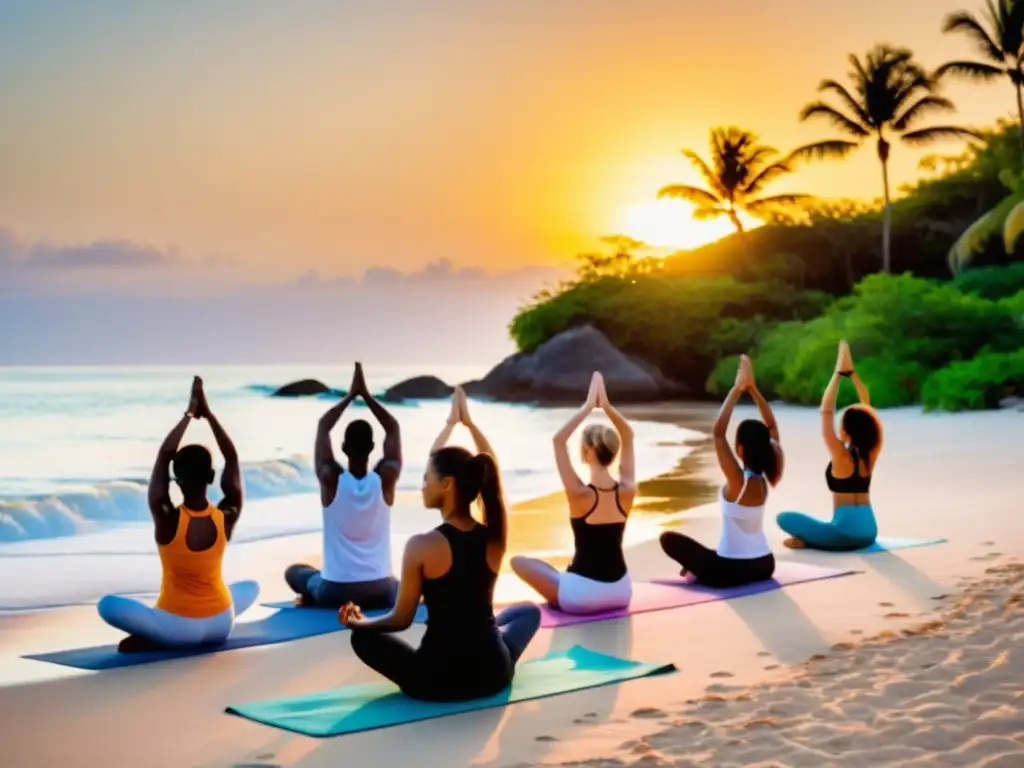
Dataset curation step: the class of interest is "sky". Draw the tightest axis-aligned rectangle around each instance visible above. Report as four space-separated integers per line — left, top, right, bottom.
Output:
0 0 1015 363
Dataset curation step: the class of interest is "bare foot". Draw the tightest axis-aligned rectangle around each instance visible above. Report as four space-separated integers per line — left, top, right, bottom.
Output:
117 635 160 653
679 570 698 585
783 537 807 550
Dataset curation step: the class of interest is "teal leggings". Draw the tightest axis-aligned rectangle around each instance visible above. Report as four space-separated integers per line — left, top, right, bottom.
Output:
776 505 877 552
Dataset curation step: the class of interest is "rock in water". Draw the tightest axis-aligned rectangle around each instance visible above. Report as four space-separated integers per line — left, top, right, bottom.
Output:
462 325 682 404
272 379 333 397
382 375 454 403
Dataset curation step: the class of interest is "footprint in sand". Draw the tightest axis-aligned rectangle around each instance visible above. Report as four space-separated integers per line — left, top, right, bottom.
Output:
831 642 856 651
535 735 559 742
931 594 951 601
756 651 771 657
630 707 667 719
980 540 995 546
764 664 780 670
885 611 911 618
709 671 735 678
850 629 863 635
879 601 895 607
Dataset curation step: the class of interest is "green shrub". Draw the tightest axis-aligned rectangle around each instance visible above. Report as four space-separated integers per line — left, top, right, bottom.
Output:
921 349 1024 411
510 274 831 395
723 273 1024 408
952 263 1024 300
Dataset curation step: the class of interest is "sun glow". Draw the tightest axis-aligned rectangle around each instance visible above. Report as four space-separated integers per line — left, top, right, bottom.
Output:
620 198 738 251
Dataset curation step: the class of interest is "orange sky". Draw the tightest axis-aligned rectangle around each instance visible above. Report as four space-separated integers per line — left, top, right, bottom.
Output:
0 0 1014 279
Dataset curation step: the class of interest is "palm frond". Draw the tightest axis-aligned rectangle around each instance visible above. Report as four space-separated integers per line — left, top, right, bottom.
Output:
892 95 956 131
657 184 722 207
790 140 861 163
818 79 872 125
691 206 728 221
741 162 793 197
901 125 984 146
799 102 871 137
744 194 813 215
942 11 1005 62
680 149 729 199
934 59 1006 81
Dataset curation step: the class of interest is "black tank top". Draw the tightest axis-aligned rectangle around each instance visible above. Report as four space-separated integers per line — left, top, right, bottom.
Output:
566 485 628 583
419 523 506 664
826 447 872 493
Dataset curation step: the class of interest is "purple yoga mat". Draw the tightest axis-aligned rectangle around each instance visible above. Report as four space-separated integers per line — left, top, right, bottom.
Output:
538 561 857 628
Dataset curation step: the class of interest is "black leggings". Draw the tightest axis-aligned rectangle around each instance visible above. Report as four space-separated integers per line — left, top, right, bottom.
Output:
350 603 542 702
285 564 397 610
659 532 775 589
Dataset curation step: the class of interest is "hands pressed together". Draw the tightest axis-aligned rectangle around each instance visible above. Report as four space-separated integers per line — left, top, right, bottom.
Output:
733 354 757 393
835 340 855 375
445 385 474 427
187 376 210 419
584 371 610 410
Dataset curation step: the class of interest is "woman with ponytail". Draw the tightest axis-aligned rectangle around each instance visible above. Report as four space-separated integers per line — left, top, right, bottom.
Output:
340 386 540 702
510 371 636 615
777 341 883 551
659 355 783 587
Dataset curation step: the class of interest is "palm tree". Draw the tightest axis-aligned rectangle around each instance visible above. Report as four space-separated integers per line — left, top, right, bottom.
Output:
935 1 1024 160
794 44 981 273
658 127 809 234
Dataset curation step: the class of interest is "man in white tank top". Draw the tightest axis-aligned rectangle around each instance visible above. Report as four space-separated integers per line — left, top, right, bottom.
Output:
285 363 402 609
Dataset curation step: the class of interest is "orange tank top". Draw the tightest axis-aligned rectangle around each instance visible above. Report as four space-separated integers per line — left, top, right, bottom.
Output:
154 505 232 618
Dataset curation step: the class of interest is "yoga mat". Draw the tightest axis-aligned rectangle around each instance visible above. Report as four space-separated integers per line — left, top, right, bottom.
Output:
24 607 353 671
226 645 676 737
543 561 856 628
856 536 947 553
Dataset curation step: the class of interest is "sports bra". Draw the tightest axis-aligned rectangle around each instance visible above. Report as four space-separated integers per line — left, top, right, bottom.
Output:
566 485 628 583
826 446 872 494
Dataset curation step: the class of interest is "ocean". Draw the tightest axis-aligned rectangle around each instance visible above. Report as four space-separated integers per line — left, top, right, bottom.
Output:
0 365 703 612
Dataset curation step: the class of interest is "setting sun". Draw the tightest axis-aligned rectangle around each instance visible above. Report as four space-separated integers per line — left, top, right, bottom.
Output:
619 198 738 251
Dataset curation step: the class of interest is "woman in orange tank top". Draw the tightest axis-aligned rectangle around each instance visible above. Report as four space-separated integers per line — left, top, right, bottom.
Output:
97 377 259 652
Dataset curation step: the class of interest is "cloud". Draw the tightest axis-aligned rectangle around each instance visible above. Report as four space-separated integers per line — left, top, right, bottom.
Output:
0 225 178 273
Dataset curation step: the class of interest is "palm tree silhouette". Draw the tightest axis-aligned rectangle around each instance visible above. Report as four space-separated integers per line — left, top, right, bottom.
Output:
794 44 980 273
935 1 1024 160
658 127 809 234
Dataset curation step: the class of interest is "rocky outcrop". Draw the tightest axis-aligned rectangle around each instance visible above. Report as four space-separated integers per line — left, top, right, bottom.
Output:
382 375 455 403
272 379 334 397
461 325 684 404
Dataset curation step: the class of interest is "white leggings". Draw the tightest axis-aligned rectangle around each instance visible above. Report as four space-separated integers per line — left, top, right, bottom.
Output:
556 572 632 615
97 581 260 648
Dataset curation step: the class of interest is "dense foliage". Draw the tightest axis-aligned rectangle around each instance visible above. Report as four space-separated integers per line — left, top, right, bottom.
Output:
510 125 1024 412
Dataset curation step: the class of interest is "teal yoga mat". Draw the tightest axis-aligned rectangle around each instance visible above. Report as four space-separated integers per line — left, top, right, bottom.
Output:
858 536 947 553
226 645 676 737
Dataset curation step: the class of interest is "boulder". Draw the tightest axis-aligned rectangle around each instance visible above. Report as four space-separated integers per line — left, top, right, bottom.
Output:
461 325 683 404
382 375 455 403
273 379 334 397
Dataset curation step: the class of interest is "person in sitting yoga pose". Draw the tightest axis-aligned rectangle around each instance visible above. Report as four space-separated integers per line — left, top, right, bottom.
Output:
340 386 541 702
659 355 783 587
510 371 635 614
98 377 259 651
776 340 883 551
286 362 401 609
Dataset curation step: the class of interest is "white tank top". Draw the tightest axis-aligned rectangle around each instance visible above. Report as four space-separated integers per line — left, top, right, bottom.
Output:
321 470 393 583
716 470 772 559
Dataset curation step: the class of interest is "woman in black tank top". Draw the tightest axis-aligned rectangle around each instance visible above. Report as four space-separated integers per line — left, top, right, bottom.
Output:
510 372 637 615
341 387 541 702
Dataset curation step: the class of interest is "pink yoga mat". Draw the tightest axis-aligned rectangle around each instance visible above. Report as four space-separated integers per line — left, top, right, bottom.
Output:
537 561 857 628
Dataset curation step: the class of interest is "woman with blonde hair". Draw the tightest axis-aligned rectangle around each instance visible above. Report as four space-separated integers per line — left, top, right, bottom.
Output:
510 372 635 614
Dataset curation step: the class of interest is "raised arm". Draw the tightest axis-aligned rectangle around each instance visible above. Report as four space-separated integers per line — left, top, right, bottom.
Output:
596 378 635 488
429 392 462 454
456 387 495 457
352 363 403 505
821 342 851 458
195 382 243 536
315 393 355 480
551 373 601 497
148 378 199 517
748 386 779 443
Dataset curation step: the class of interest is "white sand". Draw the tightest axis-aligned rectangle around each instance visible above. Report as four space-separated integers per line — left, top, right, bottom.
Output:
1 404 1021 768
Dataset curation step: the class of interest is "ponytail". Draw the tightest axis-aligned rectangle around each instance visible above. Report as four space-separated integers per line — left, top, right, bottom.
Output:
841 406 881 472
466 453 506 544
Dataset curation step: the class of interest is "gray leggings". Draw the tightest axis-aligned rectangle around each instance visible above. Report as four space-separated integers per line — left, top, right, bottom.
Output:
285 564 397 610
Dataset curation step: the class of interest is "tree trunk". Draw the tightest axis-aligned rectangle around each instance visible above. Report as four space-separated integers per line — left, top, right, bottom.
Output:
1016 81 1024 163
878 137 892 274
728 208 744 233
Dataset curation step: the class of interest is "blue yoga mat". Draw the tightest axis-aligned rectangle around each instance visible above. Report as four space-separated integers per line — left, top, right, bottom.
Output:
226 645 676 737
857 537 947 553
24 607 353 671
